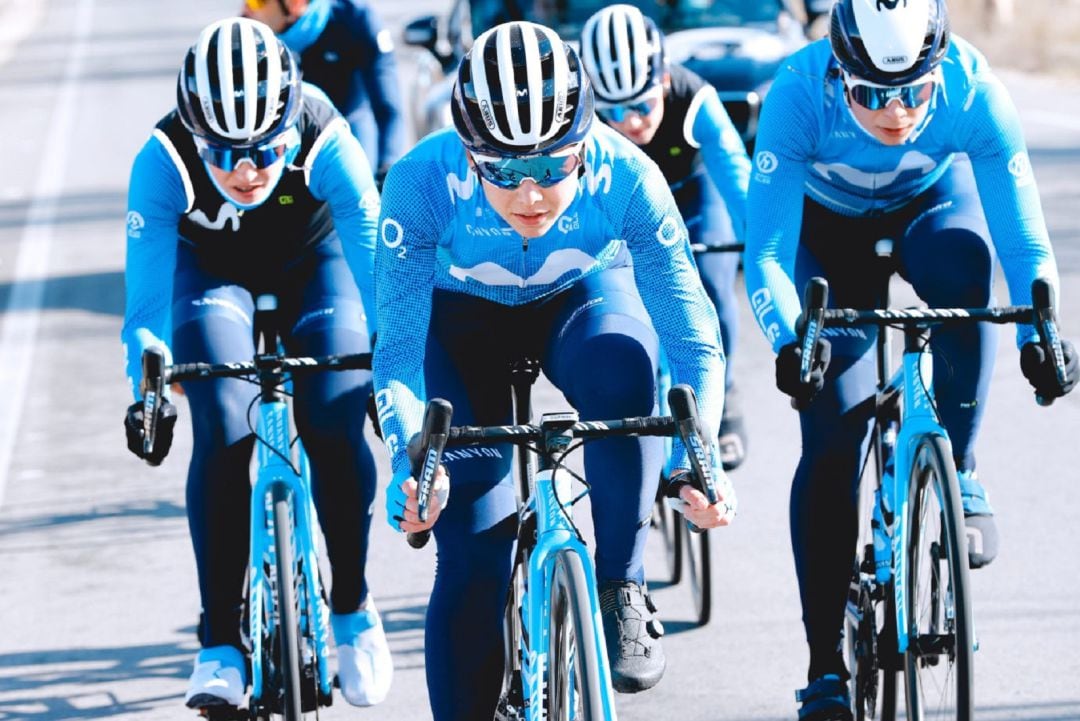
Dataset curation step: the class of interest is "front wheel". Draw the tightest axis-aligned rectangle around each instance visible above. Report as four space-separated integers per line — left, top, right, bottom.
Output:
272 483 304 721
681 523 712 626
903 434 973 721
546 551 606 721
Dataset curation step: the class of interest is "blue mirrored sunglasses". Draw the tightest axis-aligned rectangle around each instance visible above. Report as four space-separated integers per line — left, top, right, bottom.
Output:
595 96 660 123
194 135 289 172
472 150 583 190
845 77 936 111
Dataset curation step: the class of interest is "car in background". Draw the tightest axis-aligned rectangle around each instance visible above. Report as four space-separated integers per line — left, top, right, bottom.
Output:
402 0 811 151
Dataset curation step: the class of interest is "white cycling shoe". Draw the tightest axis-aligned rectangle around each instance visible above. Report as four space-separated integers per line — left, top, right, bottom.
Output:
331 600 393 706
184 645 248 709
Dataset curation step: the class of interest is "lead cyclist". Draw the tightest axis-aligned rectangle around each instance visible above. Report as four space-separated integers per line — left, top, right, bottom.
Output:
372 20 737 721
742 1 1078 718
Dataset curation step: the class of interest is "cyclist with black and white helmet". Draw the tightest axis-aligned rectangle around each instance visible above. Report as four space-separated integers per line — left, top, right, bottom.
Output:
373 20 736 718
743 0 1078 717
121 17 392 710
580 4 753 470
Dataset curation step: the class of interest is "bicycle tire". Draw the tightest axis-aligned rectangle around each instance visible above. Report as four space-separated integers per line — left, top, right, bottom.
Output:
653 495 683 585
902 434 973 721
681 523 712 626
272 483 304 721
546 550 606 721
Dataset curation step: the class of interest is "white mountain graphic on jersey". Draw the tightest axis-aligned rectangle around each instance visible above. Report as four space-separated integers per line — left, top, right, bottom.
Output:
448 248 597 287
812 150 937 189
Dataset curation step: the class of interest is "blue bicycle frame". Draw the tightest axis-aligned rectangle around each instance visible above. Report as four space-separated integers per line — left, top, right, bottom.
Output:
873 337 953 655
248 397 334 708
518 465 617 720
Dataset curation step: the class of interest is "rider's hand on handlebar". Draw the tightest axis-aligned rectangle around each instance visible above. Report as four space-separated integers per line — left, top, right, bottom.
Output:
664 467 737 529
386 466 450 534
124 400 178 466
1020 339 1078 400
776 338 832 408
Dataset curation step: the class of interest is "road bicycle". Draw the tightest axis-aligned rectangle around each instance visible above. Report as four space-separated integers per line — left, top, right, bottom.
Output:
140 294 372 721
649 240 744 628
793 273 1068 721
407 357 719 720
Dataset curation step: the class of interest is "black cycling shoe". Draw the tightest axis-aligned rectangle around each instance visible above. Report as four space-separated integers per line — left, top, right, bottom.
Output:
599 580 665 693
796 674 853 721
718 384 747 471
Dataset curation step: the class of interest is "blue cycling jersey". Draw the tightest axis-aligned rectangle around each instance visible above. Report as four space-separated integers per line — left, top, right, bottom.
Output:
121 84 379 399
278 0 406 171
744 36 1059 351
373 124 726 477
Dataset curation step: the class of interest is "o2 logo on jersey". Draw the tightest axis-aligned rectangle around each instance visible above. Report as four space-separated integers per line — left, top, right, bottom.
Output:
557 214 580 234
380 217 407 258
1008 151 1034 188
126 211 145 239
655 215 683 247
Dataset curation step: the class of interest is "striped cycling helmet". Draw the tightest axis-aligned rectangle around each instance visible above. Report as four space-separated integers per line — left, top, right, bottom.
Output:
451 21 594 156
176 17 302 146
830 0 950 86
580 4 666 104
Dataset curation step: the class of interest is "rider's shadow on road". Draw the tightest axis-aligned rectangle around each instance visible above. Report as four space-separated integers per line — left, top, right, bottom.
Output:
0 269 124 318
0 637 195 719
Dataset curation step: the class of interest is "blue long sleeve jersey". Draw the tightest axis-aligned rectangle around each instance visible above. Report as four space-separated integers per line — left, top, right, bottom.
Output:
279 0 406 170
373 125 727 477
744 37 1058 351
635 64 750 236
121 84 379 399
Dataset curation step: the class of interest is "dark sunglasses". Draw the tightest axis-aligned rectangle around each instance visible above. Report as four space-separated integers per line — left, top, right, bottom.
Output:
194 135 289 172
595 95 660 123
472 148 584 190
844 74 936 111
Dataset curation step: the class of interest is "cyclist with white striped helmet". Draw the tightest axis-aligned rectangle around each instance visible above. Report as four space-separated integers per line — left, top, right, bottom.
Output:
373 20 736 718
581 4 753 471
121 17 391 710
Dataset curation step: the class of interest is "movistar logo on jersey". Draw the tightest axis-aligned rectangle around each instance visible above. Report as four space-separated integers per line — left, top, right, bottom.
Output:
189 202 241 232
126 211 145 238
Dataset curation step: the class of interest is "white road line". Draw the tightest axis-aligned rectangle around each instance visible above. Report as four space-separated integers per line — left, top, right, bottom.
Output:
0 0 94 509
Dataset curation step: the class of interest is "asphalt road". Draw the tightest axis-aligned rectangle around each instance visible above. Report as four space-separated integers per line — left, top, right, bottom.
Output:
0 2 1078 721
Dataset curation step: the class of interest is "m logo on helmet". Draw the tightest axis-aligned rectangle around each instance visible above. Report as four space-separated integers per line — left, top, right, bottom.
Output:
876 0 907 9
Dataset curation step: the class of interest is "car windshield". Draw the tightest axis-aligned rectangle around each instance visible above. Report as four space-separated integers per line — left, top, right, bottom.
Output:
469 0 786 38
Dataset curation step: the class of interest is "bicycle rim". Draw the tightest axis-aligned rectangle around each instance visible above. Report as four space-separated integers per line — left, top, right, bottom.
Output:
682 523 712 626
272 484 304 721
903 435 973 721
546 551 607 721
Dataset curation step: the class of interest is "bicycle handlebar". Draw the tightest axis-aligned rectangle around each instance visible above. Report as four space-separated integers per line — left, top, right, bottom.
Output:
407 399 453 550
405 384 716 548
794 276 1067 407
137 348 373 460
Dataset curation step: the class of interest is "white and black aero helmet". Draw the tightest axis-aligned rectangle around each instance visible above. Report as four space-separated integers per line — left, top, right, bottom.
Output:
579 4 666 103
830 0 950 86
451 21 594 156
177 17 302 146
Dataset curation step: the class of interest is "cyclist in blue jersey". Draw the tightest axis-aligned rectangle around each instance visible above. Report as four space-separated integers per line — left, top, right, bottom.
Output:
242 0 406 187
743 1 1078 718
580 4 753 470
372 20 737 720
120 18 392 710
